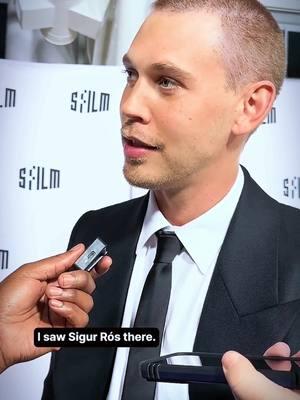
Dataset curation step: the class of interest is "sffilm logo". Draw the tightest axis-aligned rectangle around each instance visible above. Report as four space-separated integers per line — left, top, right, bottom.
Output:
0 88 16 108
0 250 8 269
19 166 60 190
262 107 276 125
71 91 110 113
284 177 300 199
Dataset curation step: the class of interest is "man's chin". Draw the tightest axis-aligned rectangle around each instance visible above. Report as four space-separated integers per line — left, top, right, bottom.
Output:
123 173 153 190
123 167 159 190
122 161 179 190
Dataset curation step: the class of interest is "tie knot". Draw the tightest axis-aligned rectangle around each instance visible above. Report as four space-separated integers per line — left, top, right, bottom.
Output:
154 230 183 264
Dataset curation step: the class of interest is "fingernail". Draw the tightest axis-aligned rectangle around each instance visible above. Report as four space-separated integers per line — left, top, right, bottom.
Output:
103 266 110 275
48 287 63 296
96 266 110 276
62 275 74 287
49 299 64 308
70 244 83 252
222 351 241 374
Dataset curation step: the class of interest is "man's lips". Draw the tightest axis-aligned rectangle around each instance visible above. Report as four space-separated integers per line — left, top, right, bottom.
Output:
122 136 159 149
122 136 160 158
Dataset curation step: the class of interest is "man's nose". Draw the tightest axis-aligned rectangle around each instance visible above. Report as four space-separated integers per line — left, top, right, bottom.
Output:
120 80 151 124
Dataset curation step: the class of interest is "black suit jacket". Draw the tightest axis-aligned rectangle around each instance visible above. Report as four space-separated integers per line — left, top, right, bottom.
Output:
42 168 300 399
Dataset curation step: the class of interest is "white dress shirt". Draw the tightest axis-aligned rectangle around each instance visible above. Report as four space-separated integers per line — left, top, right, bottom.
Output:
107 167 244 400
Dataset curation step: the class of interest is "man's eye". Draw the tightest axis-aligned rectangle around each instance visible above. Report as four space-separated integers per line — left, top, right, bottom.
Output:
122 68 137 82
159 78 178 89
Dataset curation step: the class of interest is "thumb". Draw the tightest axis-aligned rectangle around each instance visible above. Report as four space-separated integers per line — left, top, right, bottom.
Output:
222 351 294 400
19 244 85 282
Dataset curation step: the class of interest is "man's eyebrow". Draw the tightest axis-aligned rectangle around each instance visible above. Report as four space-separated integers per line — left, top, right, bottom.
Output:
122 54 193 82
151 63 193 81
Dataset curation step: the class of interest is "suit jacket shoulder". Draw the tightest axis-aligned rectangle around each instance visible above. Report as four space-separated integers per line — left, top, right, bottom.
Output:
68 194 149 249
241 167 300 305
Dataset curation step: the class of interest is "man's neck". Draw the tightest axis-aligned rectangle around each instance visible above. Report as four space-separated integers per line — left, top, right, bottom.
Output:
154 163 239 226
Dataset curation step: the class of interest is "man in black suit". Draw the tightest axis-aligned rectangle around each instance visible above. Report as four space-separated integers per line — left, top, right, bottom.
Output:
42 0 300 399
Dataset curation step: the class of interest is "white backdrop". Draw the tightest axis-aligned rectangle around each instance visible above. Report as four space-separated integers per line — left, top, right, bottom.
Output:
241 79 300 208
0 59 130 400
0 59 299 399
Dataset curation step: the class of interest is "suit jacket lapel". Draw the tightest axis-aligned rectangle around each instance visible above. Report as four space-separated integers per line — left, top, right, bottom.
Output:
193 167 280 353
91 193 150 327
189 168 282 399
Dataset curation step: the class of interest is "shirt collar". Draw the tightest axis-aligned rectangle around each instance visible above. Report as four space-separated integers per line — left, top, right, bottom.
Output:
136 166 245 274
136 190 171 255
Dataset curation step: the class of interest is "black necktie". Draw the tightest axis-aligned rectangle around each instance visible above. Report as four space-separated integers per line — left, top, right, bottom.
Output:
121 230 183 400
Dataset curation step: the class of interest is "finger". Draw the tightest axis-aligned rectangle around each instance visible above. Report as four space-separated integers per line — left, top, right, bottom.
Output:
48 306 67 328
45 292 67 328
222 351 297 400
46 286 94 314
57 270 96 294
41 293 51 325
264 342 291 371
48 300 89 328
20 244 85 282
90 255 112 280
46 280 69 327
23 346 61 363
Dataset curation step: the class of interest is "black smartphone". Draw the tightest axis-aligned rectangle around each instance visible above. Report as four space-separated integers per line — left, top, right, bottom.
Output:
140 352 300 389
74 237 107 271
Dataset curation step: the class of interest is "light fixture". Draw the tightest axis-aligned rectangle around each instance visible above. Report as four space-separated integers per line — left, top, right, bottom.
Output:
15 0 111 45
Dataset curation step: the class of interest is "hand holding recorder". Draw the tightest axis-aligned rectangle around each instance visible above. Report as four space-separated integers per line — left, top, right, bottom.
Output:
222 343 300 400
0 243 111 373
141 342 300 399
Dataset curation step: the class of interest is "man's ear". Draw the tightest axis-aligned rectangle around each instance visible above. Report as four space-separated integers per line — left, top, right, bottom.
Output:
232 81 276 136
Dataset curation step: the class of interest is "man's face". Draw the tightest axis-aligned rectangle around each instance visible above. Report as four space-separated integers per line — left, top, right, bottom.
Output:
120 10 240 191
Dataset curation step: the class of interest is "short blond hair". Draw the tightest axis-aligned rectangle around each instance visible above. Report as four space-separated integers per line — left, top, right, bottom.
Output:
153 0 286 94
